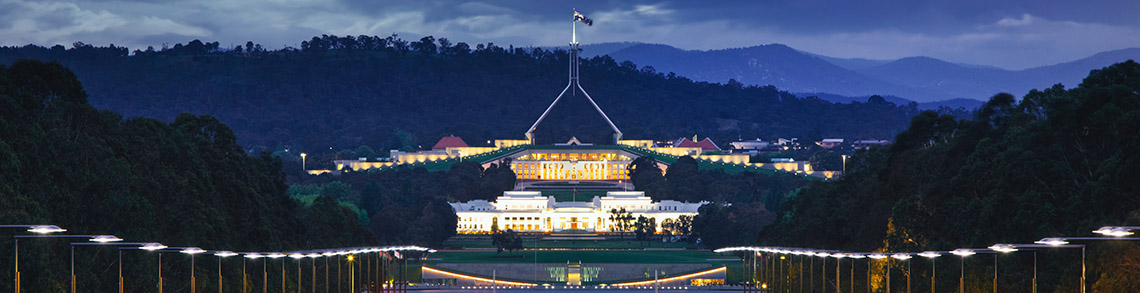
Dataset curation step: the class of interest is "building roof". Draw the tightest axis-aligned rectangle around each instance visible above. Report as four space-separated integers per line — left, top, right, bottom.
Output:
676 137 721 151
432 136 469 149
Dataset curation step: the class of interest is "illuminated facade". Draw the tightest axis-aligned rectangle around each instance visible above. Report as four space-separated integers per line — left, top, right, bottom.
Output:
451 191 706 233
510 151 633 180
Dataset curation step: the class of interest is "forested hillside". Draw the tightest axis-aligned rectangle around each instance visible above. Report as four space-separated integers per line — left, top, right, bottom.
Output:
760 61 1140 291
0 35 919 158
0 60 375 292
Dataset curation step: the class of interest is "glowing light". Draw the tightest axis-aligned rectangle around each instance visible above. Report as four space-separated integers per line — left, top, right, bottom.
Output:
1093 226 1134 237
28 225 66 234
267 253 285 258
1035 238 1069 246
422 267 538 286
867 254 888 259
891 253 911 260
215 251 239 257
917 251 941 258
847 254 866 259
140 243 167 251
610 266 726 287
244 253 263 259
306 253 321 258
289 253 305 259
90 235 123 243
181 247 207 255
950 249 976 257
989 244 1018 253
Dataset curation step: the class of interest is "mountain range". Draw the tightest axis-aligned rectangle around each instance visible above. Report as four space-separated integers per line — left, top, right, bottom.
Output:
568 42 1140 106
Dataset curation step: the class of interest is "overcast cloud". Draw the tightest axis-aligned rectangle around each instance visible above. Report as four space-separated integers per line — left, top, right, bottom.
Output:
1 0 1138 69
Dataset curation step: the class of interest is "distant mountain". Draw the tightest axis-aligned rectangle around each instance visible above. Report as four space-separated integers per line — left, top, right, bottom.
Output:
599 43 1140 103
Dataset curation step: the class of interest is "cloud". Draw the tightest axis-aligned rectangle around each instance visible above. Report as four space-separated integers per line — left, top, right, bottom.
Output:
0 0 1136 69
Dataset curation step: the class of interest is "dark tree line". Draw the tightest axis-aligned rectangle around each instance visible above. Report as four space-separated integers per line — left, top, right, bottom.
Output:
628 155 813 248
289 160 516 247
0 60 374 292
760 61 1140 292
0 35 920 163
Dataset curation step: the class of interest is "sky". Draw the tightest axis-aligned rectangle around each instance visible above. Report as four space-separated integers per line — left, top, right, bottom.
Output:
2 0 1139 69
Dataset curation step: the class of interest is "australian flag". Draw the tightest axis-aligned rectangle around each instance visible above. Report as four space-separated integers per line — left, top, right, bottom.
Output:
574 11 594 26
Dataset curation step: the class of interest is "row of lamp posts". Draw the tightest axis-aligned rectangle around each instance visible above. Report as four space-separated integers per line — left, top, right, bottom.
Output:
721 225 1140 293
4 224 433 293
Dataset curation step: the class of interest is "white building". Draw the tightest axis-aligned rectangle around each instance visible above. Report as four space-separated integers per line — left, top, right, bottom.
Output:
451 191 707 233
730 139 769 150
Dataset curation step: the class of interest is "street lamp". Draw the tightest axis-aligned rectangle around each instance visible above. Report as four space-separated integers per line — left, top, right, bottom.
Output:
868 254 888 293
181 247 207 293
892 253 912 293
300 153 307 171
917 251 941 293
1092 226 1137 237
290 253 304 292
847 253 865 293
267 253 285 293
214 251 238 293
244 253 266 293
949 249 977 293
13 233 117 293
70 237 144 293
3 224 67 293
987 244 1019 293
832 253 846 293
307 253 321 293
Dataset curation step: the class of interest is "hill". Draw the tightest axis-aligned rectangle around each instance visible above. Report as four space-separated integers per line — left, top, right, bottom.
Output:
0 36 920 160
604 43 1140 103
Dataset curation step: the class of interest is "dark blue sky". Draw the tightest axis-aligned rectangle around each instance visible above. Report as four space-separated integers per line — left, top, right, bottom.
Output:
2 0 1138 69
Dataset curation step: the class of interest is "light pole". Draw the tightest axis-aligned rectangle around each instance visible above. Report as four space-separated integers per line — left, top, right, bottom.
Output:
949 249 977 293
348 254 355 293
892 254 912 293
267 253 286 293
137 243 170 293
868 254 888 293
833 253 846 293
917 251 941 293
70 237 141 293
244 253 264 293
307 253 320 293
2 224 67 293
215 251 238 293
300 153 307 170
13 233 116 293
181 247 207 293
847 254 865 293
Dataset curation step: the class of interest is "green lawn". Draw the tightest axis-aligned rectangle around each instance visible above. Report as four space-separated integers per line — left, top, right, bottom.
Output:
430 250 727 264
443 238 695 249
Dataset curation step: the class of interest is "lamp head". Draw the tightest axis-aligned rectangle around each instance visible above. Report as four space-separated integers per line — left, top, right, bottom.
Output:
917 251 942 258
289 253 305 259
867 254 888 259
989 244 1018 253
1093 226 1134 237
28 225 66 234
267 253 286 259
1035 238 1069 246
244 253 264 259
215 251 239 257
950 249 976 257
140 243 167 251
181 247 207 255
891 253 911 260
90 235 123 243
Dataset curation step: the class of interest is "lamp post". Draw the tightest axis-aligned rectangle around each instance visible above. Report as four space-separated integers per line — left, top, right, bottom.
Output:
301 153 307 171
138 243 169 292
917 251 941 293
181 247 207 293
833 253 846 293
868 254 888 293
892 254 912 293
215 251 238 293
71 237 146 293
244 253 264 293
307 253 320 293
13 233 116 293
267 253 286 293
348 254 355 293
949 249 978 293
2 224 67 293
847 254 865 293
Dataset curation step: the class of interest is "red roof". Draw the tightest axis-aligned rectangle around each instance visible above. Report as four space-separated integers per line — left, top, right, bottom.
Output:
432 136 469 149
676 137 720 151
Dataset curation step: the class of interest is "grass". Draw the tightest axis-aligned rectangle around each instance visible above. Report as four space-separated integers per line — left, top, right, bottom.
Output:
429 250 725 264
442 238 695 249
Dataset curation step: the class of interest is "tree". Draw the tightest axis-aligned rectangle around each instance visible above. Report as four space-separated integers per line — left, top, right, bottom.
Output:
492 229 523 255
609 208 634 237
634 215 657 246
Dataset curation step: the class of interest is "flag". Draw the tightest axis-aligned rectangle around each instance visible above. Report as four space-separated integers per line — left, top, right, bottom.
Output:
574 11 593 26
